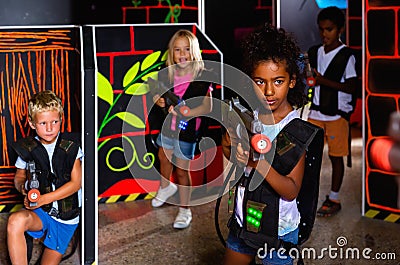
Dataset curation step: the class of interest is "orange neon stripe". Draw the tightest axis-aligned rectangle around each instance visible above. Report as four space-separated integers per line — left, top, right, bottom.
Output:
1 29 75 170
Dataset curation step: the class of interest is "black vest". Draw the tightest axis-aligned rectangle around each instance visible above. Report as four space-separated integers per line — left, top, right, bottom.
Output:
11 133 81 220
229 118 324 249
308 44 357 120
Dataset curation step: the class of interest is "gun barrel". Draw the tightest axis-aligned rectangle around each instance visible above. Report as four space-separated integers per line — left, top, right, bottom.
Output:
231 98 260 134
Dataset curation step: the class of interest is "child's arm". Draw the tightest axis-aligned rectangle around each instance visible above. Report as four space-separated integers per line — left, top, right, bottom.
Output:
181 90 213 117
14 168 27 195
27 159 82 209
236 143 305 201
222 130 233 160
222 128 248 161
315 70 358 94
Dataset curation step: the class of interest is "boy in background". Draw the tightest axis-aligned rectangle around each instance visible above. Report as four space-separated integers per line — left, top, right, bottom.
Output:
307 6 359 216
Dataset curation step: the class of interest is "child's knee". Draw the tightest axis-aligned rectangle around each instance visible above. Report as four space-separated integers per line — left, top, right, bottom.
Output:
175 168 189 180
7 212 26 232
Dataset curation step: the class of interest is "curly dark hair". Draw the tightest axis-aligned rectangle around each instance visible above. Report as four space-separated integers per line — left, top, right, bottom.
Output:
241 23 308 108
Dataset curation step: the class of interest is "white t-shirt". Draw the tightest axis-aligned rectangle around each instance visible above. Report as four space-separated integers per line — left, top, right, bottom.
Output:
308 44 357 121
235 109 301 236
15 135 83 225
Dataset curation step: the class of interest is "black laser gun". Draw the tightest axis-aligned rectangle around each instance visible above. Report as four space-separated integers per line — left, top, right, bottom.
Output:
26 161 40 207
302 52 316 88
147 77 191 130
224 98 272 161
147 77 191 117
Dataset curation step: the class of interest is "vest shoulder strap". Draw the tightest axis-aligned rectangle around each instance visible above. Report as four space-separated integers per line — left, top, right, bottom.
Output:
58 132 80 153
324 46 354 82
308 44 322 69
277 119 324 245
297 122 324 244
11 136 39 162
308 45 355 80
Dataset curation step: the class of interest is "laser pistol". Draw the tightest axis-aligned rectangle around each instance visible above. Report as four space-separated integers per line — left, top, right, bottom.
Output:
303 52 316 88
147 77 191 116
225 98 272 161
147 77 191 130
26 161 40 207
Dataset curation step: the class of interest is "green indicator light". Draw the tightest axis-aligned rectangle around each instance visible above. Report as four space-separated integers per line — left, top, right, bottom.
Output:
255 221 260 227
308 94 312 98
246 216 252 222
256 212 262 219
248 208 253 214
308 88 312 93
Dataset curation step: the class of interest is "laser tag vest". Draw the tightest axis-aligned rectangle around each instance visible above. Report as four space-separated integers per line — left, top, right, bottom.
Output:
157 70 214 143
11 133 81 220
308 44 357 121
228 118 324 250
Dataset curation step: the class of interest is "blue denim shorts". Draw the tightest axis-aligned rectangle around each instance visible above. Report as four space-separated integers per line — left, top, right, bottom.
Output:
27 208 78 254
156 134 196 160
226 228 299 265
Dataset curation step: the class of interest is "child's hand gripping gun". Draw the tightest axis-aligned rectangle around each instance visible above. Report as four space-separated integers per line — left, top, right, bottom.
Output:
225 98 272 161
147 77 191 115
147 77 191 130
26 161 40 207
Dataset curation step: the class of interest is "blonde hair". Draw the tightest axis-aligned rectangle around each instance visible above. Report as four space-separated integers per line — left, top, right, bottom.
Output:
166 29 204 82
28 90 63 122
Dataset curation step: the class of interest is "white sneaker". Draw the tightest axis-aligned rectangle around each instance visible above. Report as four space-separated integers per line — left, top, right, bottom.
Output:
151 182 178 208
173 207 192 229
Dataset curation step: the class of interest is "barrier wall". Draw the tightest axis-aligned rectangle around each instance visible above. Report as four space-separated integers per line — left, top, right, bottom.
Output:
91 24 224 204
364 1 400 223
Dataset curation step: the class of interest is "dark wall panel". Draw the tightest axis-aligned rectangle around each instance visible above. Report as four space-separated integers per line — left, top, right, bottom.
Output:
365 1 400 218
0 0 75 26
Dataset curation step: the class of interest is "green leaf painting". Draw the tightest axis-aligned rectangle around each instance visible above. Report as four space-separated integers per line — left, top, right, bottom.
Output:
97 50 167 172
141 71 159 82
123 62 140 88
97 72 114 106
125 83 149 95
115 112 145 129
161 50 168 61
141 51 161 71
